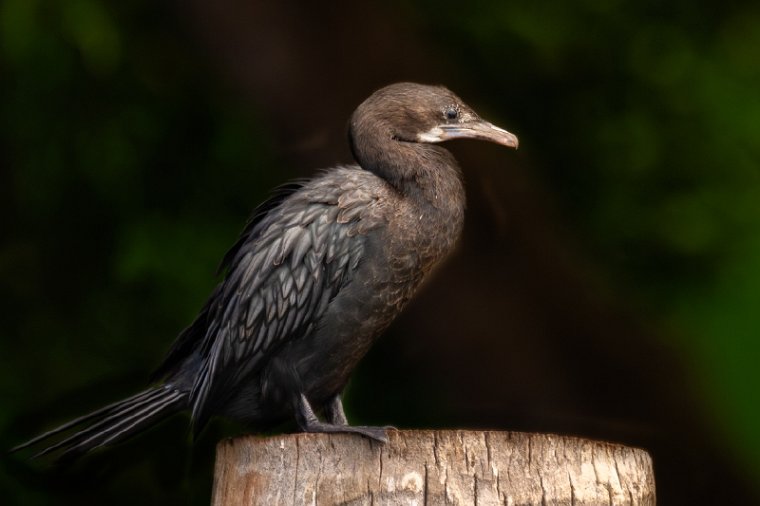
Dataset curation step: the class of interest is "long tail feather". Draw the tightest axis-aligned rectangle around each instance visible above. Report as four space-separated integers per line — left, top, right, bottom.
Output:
11 385 186 460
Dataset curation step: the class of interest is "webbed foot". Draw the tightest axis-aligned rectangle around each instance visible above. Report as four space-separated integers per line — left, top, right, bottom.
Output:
296 394 392 443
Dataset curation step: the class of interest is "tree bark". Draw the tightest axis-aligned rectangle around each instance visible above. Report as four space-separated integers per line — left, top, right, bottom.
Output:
211 430 655 505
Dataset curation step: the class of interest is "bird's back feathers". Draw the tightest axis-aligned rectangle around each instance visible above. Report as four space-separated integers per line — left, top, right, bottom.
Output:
155 168 387 429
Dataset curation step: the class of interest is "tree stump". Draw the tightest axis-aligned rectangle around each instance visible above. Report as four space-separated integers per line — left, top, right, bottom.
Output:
212 430 655 505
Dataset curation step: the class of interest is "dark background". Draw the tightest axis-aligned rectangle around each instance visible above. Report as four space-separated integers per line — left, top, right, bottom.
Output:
2 1 760 504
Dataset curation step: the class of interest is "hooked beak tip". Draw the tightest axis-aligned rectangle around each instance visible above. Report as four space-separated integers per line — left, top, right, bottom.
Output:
473 121 519 149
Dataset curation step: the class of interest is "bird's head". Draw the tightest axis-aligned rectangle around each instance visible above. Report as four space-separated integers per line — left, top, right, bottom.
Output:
349 82 518 154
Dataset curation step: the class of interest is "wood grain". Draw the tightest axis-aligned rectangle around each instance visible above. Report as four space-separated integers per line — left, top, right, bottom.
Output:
212 430 655 505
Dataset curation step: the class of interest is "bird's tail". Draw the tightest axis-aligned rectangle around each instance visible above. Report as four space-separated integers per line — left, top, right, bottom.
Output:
11 385 187 461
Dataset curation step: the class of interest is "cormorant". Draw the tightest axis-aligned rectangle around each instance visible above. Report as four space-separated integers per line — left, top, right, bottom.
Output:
13 82 518 459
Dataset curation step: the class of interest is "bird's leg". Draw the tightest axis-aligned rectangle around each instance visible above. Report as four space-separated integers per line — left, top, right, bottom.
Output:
295 394 389 443
325 394 348 426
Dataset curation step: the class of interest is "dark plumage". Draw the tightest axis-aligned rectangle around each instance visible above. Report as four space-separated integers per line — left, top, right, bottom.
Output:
13 82 518 459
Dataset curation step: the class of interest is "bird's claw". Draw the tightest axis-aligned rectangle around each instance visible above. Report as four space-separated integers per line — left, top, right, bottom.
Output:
300 421 392 443
347 425 391 443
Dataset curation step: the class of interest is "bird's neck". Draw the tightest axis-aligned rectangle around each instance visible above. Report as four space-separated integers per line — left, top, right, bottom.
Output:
398 147 465 218
354 136 465 211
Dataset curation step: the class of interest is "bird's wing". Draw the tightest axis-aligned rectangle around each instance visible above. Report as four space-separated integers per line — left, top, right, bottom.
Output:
151 182 304 382
188 169 385 427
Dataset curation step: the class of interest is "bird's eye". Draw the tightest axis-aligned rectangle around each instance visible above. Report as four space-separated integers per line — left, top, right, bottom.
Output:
445 107 459 120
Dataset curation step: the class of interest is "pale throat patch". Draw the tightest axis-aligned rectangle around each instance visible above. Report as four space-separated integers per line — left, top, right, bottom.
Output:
416 126 445 143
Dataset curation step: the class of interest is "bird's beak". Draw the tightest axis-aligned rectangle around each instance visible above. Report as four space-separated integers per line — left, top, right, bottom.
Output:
418 120 519 149
441 121 519 148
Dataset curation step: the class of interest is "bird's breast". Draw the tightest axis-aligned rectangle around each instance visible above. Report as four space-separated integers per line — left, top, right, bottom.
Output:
256 167 465 405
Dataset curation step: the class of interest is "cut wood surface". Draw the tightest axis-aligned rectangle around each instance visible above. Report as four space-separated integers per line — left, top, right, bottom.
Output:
212 430 655 505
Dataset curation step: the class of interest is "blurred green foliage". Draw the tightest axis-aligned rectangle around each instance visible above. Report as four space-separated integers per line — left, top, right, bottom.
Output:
1 0 759 503
419 0 760 479
0 1 279 502
452 0 760 478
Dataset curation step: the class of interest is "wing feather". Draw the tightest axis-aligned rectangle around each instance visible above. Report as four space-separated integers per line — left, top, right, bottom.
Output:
188 170 386 425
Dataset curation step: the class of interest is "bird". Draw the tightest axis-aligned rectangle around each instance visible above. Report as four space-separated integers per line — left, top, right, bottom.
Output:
12 82 518 460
